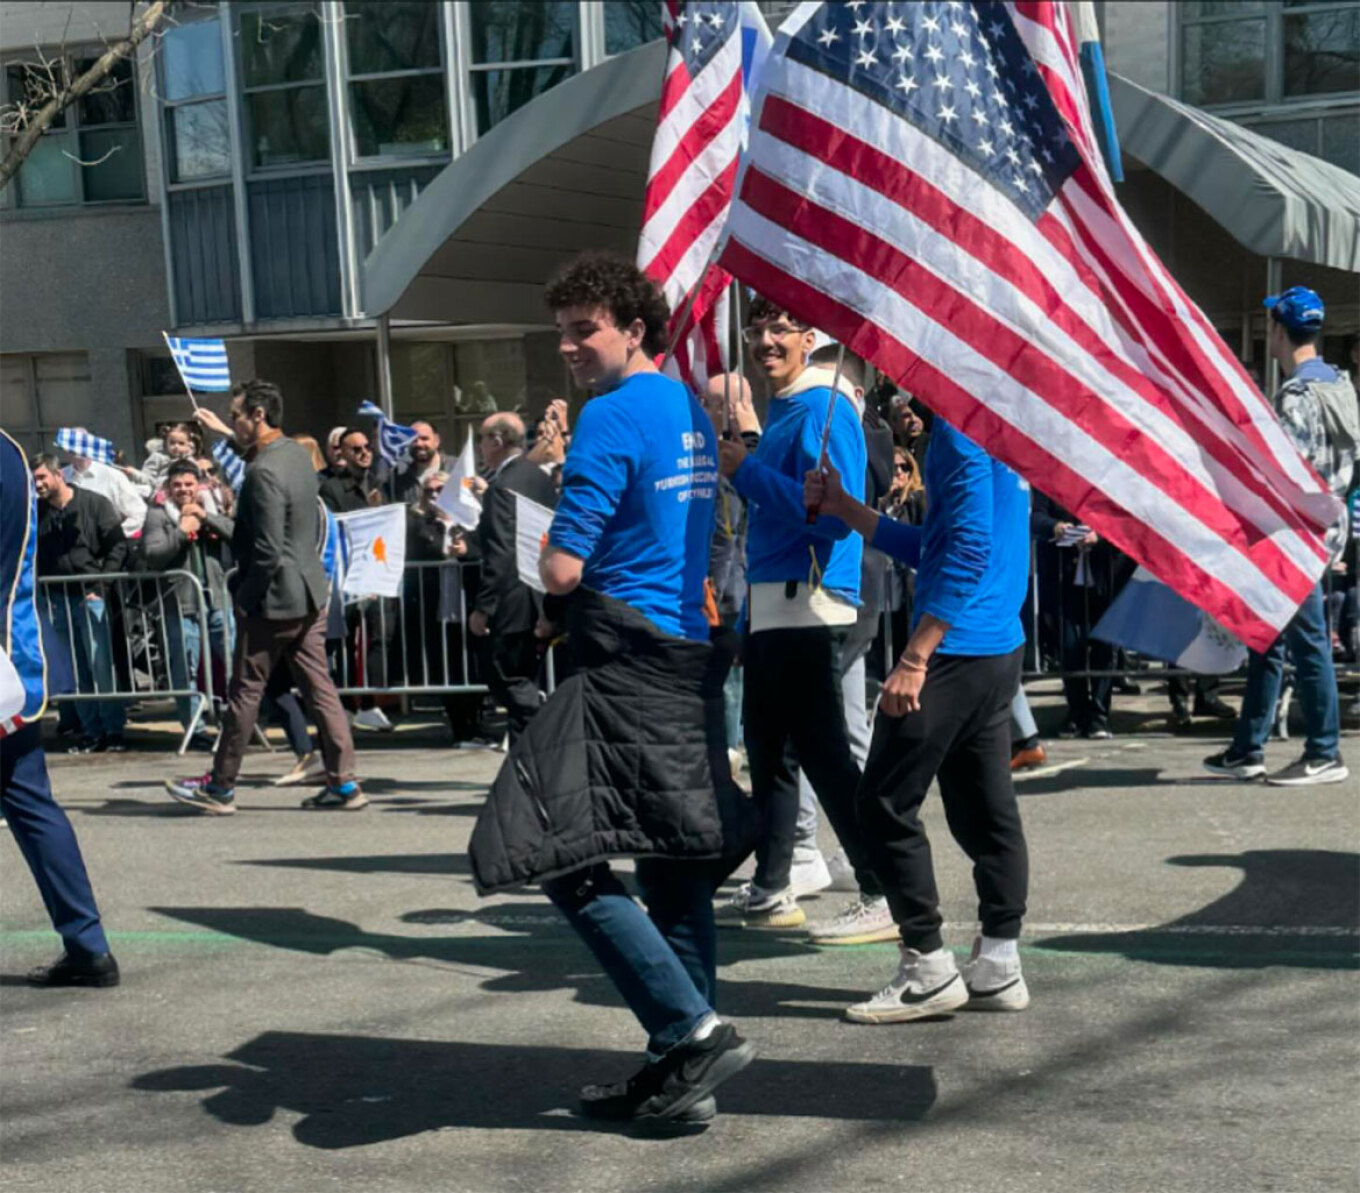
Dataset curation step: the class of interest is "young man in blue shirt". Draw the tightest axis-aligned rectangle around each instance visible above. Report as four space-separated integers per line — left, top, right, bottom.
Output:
535 253 754 1130
714 299 881 933
805 413 1033 1023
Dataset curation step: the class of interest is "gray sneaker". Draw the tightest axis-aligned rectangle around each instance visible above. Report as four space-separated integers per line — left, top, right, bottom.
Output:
714 883 805 929
1265 755 1349 787
808 893 898 946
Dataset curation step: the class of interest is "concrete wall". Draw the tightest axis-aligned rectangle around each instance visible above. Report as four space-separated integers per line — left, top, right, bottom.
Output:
250 340 378 442
1103 1 1172 95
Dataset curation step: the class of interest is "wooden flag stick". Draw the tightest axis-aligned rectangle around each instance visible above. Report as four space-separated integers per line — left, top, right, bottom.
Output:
806 340 847 525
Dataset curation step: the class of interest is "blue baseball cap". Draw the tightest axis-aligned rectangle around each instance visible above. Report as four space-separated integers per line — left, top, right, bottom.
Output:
1263 286 1325 333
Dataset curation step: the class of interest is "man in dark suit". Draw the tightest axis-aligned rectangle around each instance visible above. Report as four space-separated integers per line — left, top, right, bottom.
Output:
467 412 557 745
166 380 361 814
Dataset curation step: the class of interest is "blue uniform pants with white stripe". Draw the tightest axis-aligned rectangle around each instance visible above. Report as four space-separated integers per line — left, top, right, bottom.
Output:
1 723 110 957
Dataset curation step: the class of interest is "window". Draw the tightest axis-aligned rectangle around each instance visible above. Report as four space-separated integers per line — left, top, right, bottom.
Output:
160 9 232 183
467 1 577 135
2 54 144 206
238 3 329 169
344 1 448 158
0 353 92 457
1180 2 1360 107
604 1 666 55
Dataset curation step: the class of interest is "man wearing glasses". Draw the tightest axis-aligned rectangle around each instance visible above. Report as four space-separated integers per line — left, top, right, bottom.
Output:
714 299 870 931
319 429 381 513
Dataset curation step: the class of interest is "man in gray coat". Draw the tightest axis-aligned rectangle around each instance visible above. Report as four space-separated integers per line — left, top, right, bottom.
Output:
166 380 361 814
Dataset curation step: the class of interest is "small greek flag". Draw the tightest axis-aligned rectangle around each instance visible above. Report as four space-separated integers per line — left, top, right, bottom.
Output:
357 400 419 466
166 335 232 393
211 439 246 493
55 428 116 465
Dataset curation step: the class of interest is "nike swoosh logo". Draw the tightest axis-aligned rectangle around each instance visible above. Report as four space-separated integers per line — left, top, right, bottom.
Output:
898 975 962 1005
967 978 1021 999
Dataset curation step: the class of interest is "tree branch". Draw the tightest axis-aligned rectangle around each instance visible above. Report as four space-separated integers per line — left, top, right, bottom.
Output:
0 0 168 190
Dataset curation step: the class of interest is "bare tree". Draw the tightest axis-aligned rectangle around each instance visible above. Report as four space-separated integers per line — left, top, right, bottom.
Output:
0 0 169 190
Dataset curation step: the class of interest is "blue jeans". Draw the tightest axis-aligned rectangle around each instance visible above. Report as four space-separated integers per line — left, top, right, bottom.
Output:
1230 583 1340 760
1 723 110 956
543 859 720 1055
47 590 125 737
166 607 234 730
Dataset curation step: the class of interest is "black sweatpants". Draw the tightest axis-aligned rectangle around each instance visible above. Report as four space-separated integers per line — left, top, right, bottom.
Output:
743 625 865 893
858 647 1028 952
478 630 543 747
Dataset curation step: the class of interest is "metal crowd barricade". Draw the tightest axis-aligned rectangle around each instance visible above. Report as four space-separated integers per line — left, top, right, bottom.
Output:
37 569 225 755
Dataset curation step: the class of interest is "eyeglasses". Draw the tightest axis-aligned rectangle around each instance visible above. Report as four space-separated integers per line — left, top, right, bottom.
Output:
741 322 807 344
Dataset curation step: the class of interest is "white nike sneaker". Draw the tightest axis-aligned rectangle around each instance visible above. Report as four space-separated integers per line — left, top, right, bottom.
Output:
961 937 1030 1012
845 945 967 1024
789 845 833 897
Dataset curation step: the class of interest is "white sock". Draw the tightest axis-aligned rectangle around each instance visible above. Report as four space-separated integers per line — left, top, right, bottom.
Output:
980 935 1019 963
688 1012 720 1043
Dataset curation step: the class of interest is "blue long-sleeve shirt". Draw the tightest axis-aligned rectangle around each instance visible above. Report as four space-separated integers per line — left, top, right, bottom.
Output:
870 419 1028 656
731 383 866 602
547 371 717 641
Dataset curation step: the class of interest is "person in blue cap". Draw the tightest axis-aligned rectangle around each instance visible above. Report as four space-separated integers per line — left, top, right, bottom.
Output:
1205 286 1356 787
1 429 119 987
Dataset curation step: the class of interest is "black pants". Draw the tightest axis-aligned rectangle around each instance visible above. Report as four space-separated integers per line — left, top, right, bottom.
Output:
478 630 542 746
1060 584 1113 731
743 626 863 892
858 648 1028 952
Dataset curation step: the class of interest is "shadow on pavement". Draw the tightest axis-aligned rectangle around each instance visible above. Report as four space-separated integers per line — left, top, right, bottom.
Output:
1037 849 1360 969
237 853 471 877
1013 766 1166 798
130 1032 937 1146
147 901 853 1018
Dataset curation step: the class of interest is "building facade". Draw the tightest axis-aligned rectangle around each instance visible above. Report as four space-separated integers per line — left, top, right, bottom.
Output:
1 1 1356 460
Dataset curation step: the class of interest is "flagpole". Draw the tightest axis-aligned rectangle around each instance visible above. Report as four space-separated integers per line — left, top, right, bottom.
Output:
806 341 847 525
661 241 725 370
163 330 201 411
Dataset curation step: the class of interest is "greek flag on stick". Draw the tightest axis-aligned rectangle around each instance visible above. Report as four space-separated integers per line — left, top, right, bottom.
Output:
54 428 116 465
210 439 247 493
357 400 418 466
166 335 232 393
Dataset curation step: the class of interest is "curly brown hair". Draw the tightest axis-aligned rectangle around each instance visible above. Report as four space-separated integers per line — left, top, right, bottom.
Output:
545 252 671 356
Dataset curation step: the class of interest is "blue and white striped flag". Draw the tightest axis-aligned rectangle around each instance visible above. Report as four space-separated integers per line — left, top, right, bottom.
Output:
210 439 246 493
357 400 418 466
166 335 232 393
54 428 116 465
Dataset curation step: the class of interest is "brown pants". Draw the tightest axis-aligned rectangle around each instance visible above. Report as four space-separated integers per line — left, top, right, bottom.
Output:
213 608 356 789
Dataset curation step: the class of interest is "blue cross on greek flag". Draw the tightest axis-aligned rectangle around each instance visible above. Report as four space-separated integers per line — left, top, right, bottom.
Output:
166 335 232 393
357 400 419 466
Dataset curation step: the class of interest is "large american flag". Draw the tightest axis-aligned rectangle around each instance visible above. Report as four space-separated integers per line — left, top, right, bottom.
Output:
639 1 767 392
717 0 1338 651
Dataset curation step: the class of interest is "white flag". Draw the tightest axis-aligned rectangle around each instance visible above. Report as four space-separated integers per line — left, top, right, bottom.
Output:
437 432 483 530
337 504 407 599
514 492 554 594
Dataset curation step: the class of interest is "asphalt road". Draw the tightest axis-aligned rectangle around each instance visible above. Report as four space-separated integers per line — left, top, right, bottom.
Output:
3 701 1357 1193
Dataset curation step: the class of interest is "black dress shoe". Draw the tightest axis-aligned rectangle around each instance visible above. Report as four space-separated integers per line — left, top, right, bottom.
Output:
27 950 120 988
68 736 102 755
1194 698 1237 721
102 733 129 753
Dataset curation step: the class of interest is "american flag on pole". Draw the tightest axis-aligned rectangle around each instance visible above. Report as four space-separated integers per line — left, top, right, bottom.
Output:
54 428 116 465
716 0 1338 651
639 1 770 393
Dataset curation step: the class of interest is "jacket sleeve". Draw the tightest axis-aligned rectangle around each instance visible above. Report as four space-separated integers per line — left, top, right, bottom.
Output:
94 494 129 573
474 483 518 621
232 469 285 612
870 515 922 567
141 509 186 570
202 510 235 541
915 423 993 626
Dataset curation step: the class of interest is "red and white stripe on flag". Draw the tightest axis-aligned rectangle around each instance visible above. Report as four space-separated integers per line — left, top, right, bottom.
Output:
639 1 747 393
717 0 1338 651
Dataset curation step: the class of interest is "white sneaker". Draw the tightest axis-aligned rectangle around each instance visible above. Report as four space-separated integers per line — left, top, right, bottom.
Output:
789 845 832 897
351 707 394 732
273 751 326 787
714 883 806 929
808 893 898 946
825 849 859 892
845 946 967 1024
961 937 1030 1012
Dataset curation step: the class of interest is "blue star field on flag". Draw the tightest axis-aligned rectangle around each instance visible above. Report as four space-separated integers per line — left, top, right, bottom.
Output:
673 1 740 73
783 1 1081 221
